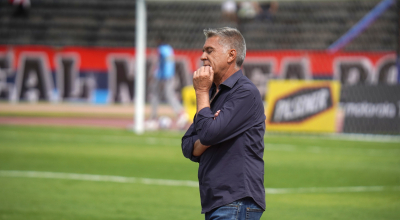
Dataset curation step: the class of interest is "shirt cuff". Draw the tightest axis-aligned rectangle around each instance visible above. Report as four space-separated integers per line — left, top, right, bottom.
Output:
190 134 200 162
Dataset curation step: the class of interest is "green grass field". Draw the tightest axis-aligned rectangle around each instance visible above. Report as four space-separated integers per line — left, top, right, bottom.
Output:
0 124 399 220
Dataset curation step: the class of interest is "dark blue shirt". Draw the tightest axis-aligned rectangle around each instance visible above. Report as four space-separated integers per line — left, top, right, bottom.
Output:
181 70 266 214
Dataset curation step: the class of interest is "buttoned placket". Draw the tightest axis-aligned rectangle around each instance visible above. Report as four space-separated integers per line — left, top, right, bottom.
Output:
209 86 221 105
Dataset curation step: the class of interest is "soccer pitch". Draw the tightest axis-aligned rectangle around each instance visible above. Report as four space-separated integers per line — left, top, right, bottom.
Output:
0 125 399 220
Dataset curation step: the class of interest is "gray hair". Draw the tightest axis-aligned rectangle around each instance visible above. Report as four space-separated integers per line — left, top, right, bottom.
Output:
203 27 246 67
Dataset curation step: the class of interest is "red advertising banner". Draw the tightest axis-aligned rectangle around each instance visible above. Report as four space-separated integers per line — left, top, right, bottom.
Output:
0 45 396 104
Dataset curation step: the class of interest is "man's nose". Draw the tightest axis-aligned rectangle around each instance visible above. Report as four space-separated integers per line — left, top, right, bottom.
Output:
200 52 207 61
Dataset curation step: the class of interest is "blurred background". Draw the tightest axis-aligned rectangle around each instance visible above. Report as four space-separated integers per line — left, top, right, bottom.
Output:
0 1 399 219
0 0 398 134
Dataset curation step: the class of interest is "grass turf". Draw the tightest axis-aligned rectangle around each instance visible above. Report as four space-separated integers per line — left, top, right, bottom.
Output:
0 125 399 220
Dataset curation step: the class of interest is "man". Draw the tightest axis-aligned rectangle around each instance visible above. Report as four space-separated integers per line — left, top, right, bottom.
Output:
150 35 186 128
181 27 266 220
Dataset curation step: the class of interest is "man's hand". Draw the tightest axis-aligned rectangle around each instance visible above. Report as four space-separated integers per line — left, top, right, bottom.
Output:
193 66 214 94
214 110 220 120
193 66 214 114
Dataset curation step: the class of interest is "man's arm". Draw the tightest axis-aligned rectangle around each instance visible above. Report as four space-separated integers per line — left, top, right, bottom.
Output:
194 86 263 146
192 139 210 157
193 66 213 114
181 65 213 159
191 110 220 156
181 123 201 162
182 110 221 159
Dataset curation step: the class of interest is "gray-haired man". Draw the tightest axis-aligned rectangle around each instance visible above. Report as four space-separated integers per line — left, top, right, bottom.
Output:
182 27 266 220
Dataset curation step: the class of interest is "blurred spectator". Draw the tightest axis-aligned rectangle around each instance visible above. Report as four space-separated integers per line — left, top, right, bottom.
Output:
237 1 260 21
236 1 260 32
149 35 187 129
256 1 279 21
9 0 30 18
221 0 238 23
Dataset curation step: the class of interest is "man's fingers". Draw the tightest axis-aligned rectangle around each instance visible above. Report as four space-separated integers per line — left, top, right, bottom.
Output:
193 65 213 93
213 110 221 120
205 66 210 74
195 66 213 78
200 66 209 77
200 66 205 74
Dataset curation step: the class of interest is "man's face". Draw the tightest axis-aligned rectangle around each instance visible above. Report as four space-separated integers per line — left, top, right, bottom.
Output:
201 36 229 76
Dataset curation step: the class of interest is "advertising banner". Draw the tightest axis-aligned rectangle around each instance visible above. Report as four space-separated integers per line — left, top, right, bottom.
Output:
0 45 395 105
266 80 341 133
340 85 400 134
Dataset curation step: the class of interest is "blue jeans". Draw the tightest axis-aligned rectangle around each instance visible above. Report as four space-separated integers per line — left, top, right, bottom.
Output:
205 197 264 220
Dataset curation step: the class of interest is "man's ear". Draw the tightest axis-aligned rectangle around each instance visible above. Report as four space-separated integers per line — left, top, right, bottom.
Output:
227 49 236 63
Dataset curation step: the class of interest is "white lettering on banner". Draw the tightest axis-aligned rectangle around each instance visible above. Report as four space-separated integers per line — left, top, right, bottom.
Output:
107 54 156 104
1 50 398 104
375 55 397 85
55 53 90 101
273 89 330 122
0 51 14 100
242 59 276 100
107 54 135 104
333 58 373 85
280 57 311 80
342 102 397 118
14 53 54 102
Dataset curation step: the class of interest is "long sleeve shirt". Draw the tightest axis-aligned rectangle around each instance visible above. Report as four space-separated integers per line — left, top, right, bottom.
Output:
181 69 266 214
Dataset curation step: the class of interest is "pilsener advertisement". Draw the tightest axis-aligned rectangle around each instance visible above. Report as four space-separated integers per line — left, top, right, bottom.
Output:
265 80 341 133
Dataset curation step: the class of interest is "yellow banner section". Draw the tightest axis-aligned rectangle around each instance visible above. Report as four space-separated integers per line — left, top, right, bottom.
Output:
182 85 197 122
265 80 341 133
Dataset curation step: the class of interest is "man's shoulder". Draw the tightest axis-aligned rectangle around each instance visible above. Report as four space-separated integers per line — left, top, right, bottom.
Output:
236 75 262 96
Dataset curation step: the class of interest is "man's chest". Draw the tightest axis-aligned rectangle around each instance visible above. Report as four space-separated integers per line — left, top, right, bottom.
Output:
209 88 232 112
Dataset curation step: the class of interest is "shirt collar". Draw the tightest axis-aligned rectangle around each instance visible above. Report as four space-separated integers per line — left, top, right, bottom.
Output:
220 69 243 89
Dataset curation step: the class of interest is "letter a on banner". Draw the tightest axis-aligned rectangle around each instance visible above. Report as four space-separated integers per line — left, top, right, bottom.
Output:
14 53 53 102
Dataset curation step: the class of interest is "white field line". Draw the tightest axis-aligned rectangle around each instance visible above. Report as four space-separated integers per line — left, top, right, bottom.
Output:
0 130 180 145
264 186 400 194
0 170 199 187
3 129 400 145
265 133 400 143
2 130 398 156
1 170 399 195
264 144 400 156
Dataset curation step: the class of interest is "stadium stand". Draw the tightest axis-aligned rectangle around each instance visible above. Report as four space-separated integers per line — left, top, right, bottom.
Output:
0 0 396 50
